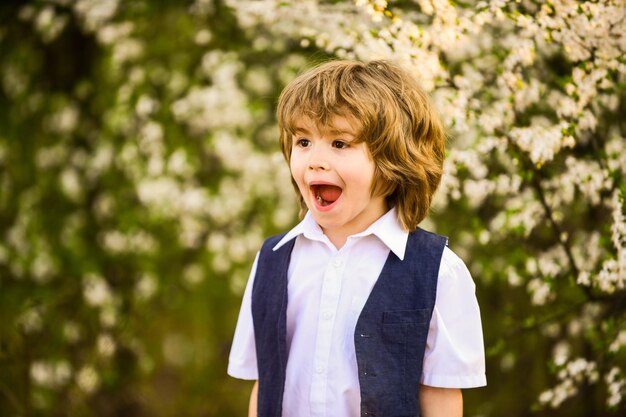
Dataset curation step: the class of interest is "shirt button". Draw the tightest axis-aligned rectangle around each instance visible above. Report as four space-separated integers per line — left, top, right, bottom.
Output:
315 366 325 374
332 259 342 267
322 311 333 320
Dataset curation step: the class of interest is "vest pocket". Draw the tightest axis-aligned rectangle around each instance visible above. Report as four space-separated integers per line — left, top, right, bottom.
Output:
379 309 431 407
381 309 429 344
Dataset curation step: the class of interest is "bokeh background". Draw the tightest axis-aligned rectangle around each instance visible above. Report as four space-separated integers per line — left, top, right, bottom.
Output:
1 0 625 416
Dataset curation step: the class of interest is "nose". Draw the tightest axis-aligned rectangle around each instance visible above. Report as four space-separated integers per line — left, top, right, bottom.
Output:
308 145 330 171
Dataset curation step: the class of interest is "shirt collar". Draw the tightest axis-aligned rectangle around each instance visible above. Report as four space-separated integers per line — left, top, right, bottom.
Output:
272 211 324 251
272 208 409 260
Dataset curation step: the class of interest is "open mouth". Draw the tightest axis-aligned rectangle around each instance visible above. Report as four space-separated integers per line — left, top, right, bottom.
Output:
311 184 342 207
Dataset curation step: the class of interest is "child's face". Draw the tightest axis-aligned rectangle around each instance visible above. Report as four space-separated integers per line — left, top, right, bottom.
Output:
289 115 387 246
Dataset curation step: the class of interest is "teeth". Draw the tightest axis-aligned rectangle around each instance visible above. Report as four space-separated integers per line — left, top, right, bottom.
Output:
316 195 322 203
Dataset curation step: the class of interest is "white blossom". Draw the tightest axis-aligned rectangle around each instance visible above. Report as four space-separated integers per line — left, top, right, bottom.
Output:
76 365 100 393
194 29 212 45
135 95 159 118
135 273 158 301
73 0 119 32
539 357 599 408
509 121 574 166
552 342 570 366
46 104 79 134
34 5 68 43
59 167 83 202
527 278 553 306
592 192 626 293
97 333 117 358
182 263 204 287
609 330 626 353
96 21 134 45
31 360 72 388
63 321 82 343
101 229 159 254
112 38 144 65
83 273 113 307
606 367 626 407
17 306 44 334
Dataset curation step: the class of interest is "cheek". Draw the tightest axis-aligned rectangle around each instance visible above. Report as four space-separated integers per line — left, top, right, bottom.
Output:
359 157 377 186
289 156 298 174
289 157 305 186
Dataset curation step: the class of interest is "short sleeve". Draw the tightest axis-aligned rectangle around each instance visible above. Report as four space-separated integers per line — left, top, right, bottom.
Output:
420 247 487 388
227 252 260 380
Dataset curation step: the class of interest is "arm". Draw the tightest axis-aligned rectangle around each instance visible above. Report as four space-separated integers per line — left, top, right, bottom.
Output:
248 380 258 417
419 385 463 417
419 249 485 416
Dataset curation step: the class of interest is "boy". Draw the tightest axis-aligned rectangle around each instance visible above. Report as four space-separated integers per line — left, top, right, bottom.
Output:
228 60 486 417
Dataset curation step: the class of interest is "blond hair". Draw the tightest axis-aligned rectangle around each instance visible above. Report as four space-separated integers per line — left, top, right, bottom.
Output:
277 60 446 231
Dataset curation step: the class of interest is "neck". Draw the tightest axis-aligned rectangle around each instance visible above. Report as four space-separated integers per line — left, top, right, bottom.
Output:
322 202 389 250
326 233 348 250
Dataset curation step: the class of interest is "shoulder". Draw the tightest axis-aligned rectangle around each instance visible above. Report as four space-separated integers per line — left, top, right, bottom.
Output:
413 227 448 245
257 231 297 264
260 232 288 251
441 246 466 270
438 246 476 292
406 228 448 261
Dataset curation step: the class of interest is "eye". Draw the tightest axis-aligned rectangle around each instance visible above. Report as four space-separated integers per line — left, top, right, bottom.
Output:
295 138 310 147
332 140 349 149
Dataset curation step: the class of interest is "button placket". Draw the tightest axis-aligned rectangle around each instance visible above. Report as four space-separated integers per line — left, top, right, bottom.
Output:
309 255 345 417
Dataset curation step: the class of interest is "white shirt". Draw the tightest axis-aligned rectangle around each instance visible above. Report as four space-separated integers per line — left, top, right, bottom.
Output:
228 209 486 417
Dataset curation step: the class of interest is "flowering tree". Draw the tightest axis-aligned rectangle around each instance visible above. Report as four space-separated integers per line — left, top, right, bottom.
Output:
0 0 624 416
231 0 626 414
1 0 299 414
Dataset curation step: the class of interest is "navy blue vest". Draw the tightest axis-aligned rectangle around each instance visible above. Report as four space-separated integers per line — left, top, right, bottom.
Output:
251 228 447 417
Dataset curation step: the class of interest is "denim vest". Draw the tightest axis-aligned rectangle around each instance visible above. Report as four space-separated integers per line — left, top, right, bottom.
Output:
251 229 447 417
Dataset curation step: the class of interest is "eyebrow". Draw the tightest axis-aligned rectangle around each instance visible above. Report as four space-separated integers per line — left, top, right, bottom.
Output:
328 127 356 136
293 126 312 135
292 126 356 136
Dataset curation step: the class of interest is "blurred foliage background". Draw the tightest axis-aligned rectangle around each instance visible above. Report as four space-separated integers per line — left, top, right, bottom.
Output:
0 0 625 416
